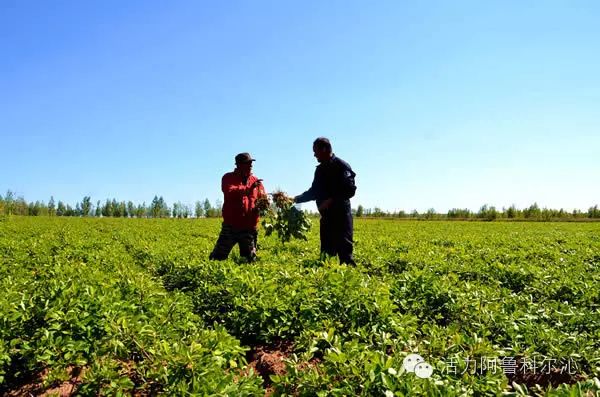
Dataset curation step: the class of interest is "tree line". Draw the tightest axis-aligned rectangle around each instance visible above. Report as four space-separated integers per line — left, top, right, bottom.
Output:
353 203 600 220
0 191 223 218
1 190 599 221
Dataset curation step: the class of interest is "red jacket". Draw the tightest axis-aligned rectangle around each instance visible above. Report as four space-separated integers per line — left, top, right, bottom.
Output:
221 171 265 230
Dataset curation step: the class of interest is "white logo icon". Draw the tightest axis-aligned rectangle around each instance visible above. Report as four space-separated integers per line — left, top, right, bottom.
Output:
402 354 424 372
402 353 433 378
414 362 434 378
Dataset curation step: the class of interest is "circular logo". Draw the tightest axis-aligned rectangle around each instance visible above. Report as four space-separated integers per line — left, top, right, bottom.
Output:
414 362 433 379
402 354 424 373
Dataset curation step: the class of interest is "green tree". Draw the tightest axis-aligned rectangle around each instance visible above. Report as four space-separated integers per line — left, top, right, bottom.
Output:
425 208 437 219
111 199 119 217
81 196 92 216
151 196 167 218
523 203 541 219
48 196 56 216
447 208 471 219
506 205 517 219
478 204 498 221
27 201 38 216
15 196 28 215
119 201 127 217
355 205 364 217
159 196 169 217
195 200 204 218
102 199 113 217
136 202 147 218
111 199 122 217
203 199 212 217
57 200 66 216
127 201 135 218
65 204 75 216
38 201 49 216
373 207 386 217
214 199 222 217
4 190 15 215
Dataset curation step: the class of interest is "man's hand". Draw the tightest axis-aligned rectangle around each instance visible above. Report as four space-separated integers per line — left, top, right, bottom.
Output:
250 179 263 190
318 198 334 212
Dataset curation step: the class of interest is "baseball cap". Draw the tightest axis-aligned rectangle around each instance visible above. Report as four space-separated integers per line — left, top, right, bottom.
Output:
235 152 256 164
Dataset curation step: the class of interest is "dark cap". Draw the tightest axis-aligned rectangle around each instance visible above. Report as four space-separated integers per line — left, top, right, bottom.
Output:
235 152 255 164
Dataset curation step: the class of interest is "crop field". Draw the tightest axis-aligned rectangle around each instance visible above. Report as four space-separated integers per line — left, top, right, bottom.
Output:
0 217 599 396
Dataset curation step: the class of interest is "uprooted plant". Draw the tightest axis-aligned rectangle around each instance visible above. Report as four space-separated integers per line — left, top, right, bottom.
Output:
259 191 311 243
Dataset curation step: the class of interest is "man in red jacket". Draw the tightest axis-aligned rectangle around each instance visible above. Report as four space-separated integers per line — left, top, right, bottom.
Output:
209 152 266 262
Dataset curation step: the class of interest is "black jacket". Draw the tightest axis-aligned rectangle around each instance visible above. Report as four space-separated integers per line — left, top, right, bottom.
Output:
295 155 356 213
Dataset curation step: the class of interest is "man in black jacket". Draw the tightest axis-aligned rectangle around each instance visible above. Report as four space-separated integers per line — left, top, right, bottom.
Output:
294 137 357 265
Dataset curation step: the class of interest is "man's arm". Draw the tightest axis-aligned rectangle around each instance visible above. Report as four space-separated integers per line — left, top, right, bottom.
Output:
252 180 267 215
257 180 267 197
294 170 318 203
222 175 251 197
294 188 315 204
333 165 357 201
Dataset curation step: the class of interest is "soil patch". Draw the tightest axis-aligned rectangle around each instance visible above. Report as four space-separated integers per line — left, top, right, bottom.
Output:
506 357 586 389
6 366 85 397
246 340 294 387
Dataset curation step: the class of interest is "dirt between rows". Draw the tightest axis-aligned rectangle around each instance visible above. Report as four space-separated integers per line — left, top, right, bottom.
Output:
5 366 84 397
3 349 589 396
505 357 587 390
245 340 293 396
243 340 323 396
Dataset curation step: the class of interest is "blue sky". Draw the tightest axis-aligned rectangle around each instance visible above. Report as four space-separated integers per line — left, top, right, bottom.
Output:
1 0 599 212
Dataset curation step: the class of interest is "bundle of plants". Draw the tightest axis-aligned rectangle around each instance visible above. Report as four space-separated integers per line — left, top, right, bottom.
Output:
260 191 312 242
255 194 271 216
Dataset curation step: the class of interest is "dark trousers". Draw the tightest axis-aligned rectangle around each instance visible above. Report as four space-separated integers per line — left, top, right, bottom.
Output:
320 209 355 265
209 223 258 261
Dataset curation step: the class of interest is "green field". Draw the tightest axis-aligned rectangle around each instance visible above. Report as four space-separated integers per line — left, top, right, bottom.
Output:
1 217 599 396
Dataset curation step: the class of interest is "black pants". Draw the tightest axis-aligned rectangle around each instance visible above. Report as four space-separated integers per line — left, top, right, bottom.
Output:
320 208 355 265
209 223 258 261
